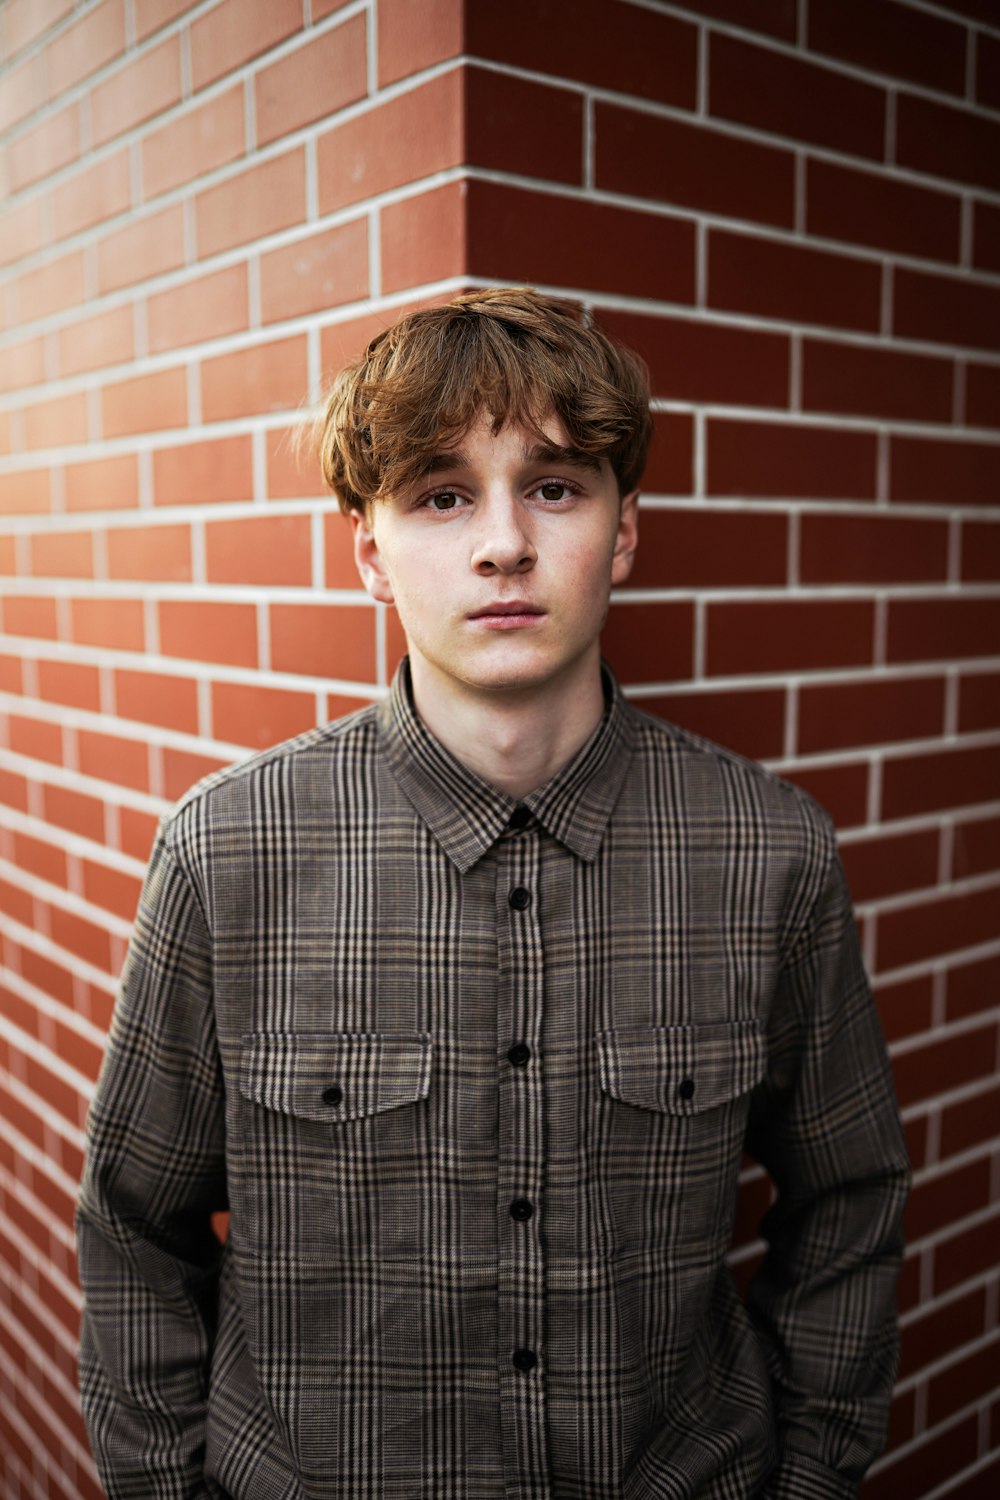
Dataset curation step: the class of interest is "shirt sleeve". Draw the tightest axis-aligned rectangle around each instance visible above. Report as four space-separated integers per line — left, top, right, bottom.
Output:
76 820 226 1500
744 840 911 1499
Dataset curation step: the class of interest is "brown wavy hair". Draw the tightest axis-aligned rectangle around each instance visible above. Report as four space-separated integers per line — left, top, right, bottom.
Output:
313 288 652 516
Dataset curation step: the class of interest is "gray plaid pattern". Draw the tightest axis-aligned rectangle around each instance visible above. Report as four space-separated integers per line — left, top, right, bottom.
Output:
77 662 909 1500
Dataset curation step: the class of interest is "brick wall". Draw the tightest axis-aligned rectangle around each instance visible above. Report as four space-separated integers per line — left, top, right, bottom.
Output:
1 0 998 1495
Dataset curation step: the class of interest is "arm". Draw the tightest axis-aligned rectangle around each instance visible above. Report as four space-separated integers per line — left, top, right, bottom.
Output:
745 845 910 1499
77 822 226 1499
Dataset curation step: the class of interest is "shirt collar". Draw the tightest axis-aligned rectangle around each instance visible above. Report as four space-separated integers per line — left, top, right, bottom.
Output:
377 658 635 873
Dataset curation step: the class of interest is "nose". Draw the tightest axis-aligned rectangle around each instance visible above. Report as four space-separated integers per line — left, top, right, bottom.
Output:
469 495 537 575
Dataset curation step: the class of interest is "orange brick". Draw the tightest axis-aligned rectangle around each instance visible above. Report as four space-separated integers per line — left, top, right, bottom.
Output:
2 596 59 639
195 146 306 259
8 101 79 193
211 680 317 750
8 713 63 764
266 425 322 500
102 366 188 438
318 303 435 376
269 602 376 680
153 435 254 506
204 512 312 586
16 249 86 324
0 51 38 135
57 303 134 377
43 784 106 843
37 658 101 711
115 667 198 732
64 454 139 512
324 512 359 588
0 768 30 809
83 860 143 921
147 263 248 354
3 0 75 59
97 203 186 294
118 804 160 860
317 70 462 214
0 194 44 267
190 0 303 92
70 597 145 651
50 149 131 241
28 529 94 578
201 335 309 422
158 600 259 668
0 533 16 572
105 522 192 581
91 34 182 148
255 14 367 146
141 85 245 200
77 729 149 793
162 747 232 799
0 335 46 396
324 691 371 721
259 218 368 325
46 0 125 96
379 0 461 85
135 0 198 43
0 467 48 520
22 391 89 451
0 651 21 691
13 831 66 887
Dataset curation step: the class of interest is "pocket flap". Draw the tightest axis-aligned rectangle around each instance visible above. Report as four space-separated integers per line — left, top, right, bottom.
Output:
239 1032 432 1122
597 1021 764 1115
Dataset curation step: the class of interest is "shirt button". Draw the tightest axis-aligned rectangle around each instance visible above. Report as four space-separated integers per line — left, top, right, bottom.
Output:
509 886 531 911
508 805 531 830
509 1197 534 1221
507 1042 531 1067
512 1348 536 1373
322 1085 343 1106
678 1077 695 1102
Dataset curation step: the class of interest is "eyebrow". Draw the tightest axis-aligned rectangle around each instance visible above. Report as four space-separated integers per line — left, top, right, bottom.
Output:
419 442 603 478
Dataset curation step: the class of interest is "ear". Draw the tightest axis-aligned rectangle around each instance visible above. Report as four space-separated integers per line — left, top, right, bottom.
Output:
350 509 395 605
610 490 639 587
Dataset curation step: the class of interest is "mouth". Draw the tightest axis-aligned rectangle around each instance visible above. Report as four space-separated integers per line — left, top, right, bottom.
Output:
467 601 546 628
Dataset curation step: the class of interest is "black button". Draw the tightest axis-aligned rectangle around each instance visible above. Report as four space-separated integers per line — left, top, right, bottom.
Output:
509 805 531 829
512 1348 536 1372
509 886 531 911
322 1085 343 1106
509 1197 534 1221
678 1077 695 1101
507 1042 531 1068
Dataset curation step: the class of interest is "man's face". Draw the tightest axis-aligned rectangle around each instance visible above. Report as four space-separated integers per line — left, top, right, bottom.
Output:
351 411 638 702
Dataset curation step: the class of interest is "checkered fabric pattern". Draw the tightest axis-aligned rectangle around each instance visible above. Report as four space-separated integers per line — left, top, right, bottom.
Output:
77 661 909 1499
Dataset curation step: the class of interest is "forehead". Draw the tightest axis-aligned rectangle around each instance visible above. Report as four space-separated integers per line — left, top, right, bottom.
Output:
420 412 605 478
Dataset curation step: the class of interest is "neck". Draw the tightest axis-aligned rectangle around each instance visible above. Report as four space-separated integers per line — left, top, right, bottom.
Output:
407 653 607 800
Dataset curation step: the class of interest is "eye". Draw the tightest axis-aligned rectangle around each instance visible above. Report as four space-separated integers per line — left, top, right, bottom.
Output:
426 491 462 511
535 481 575 503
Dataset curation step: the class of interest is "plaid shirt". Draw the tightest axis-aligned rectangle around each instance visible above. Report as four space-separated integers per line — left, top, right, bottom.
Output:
78 661 909 1500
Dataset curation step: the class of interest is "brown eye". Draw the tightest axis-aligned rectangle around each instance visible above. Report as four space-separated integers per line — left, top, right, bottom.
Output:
430 493 459 510
540 483 568 501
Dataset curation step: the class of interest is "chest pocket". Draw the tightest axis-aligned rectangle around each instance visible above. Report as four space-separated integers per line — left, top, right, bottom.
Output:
234 1031 432 1260
594 1022 765 1259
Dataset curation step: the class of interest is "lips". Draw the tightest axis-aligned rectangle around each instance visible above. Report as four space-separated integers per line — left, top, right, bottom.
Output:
468 601 544 619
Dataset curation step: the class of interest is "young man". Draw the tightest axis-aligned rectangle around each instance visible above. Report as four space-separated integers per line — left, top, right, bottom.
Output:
78 288 909 1499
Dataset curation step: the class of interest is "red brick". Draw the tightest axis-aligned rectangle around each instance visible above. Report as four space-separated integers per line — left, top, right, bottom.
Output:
941 1080 1000 1160
211 681 317 751
841 827 940 905
900 1286 986 1382
0 469 50 516
67 596 144 655
891 435 1000 507
802 338 953 423
255 14 367 146
640 688 786 762
879 883 1000 970
162 747 231 800
929 1331 1000 1425
892 1021 997 1110
119 805 160 861
873 972 934 1044
2 0 75 59
16 249 87 323
627 507 787 589
953 812 1000 880
195 147 306 259
22 390 88 451
204 513 312 586
9 102 79 193
800 512 949 585
190 0 301 89
942 1450 1000 1499
378 0 461 85
887 597 1000 665
141 86 245 200
134 0 199 43
882 742 1000 820
974 199 1000 275
2 596 59 639
269 602 376 681
934 1206 1000 1292
42 784 105 843
595 309 789 409
466 0 697 109
595 101 794 229
379 181 466 295
466 65 585 188
37 659 101 712
808 0 966 95
978 30 1000 110
45 0 124 97
895 264 1000 354
883 1385 915 1456
707 599 874 676
83 860 143 922
966 362 1000 428
147 263 248 355
898 92 1000 195
13 831 67 887
8 714 63 764
708 419 877 500
106 523 192 581
464 180 696 307
663 0 796 40
259 218 369 326
962 521 1000 583
28 529 94 578
153 435 254 507
798 674 945 756
77 729 150 793
115 668 199 733
709 32 885 160
906 1157 991 1242
708 229 881 333
65 454 139 513
158 600 259 669
601 602 696 685
201 336 309 422
958 671 1000 733
102 366 188 439
644 413 694 497
91 34 182 148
